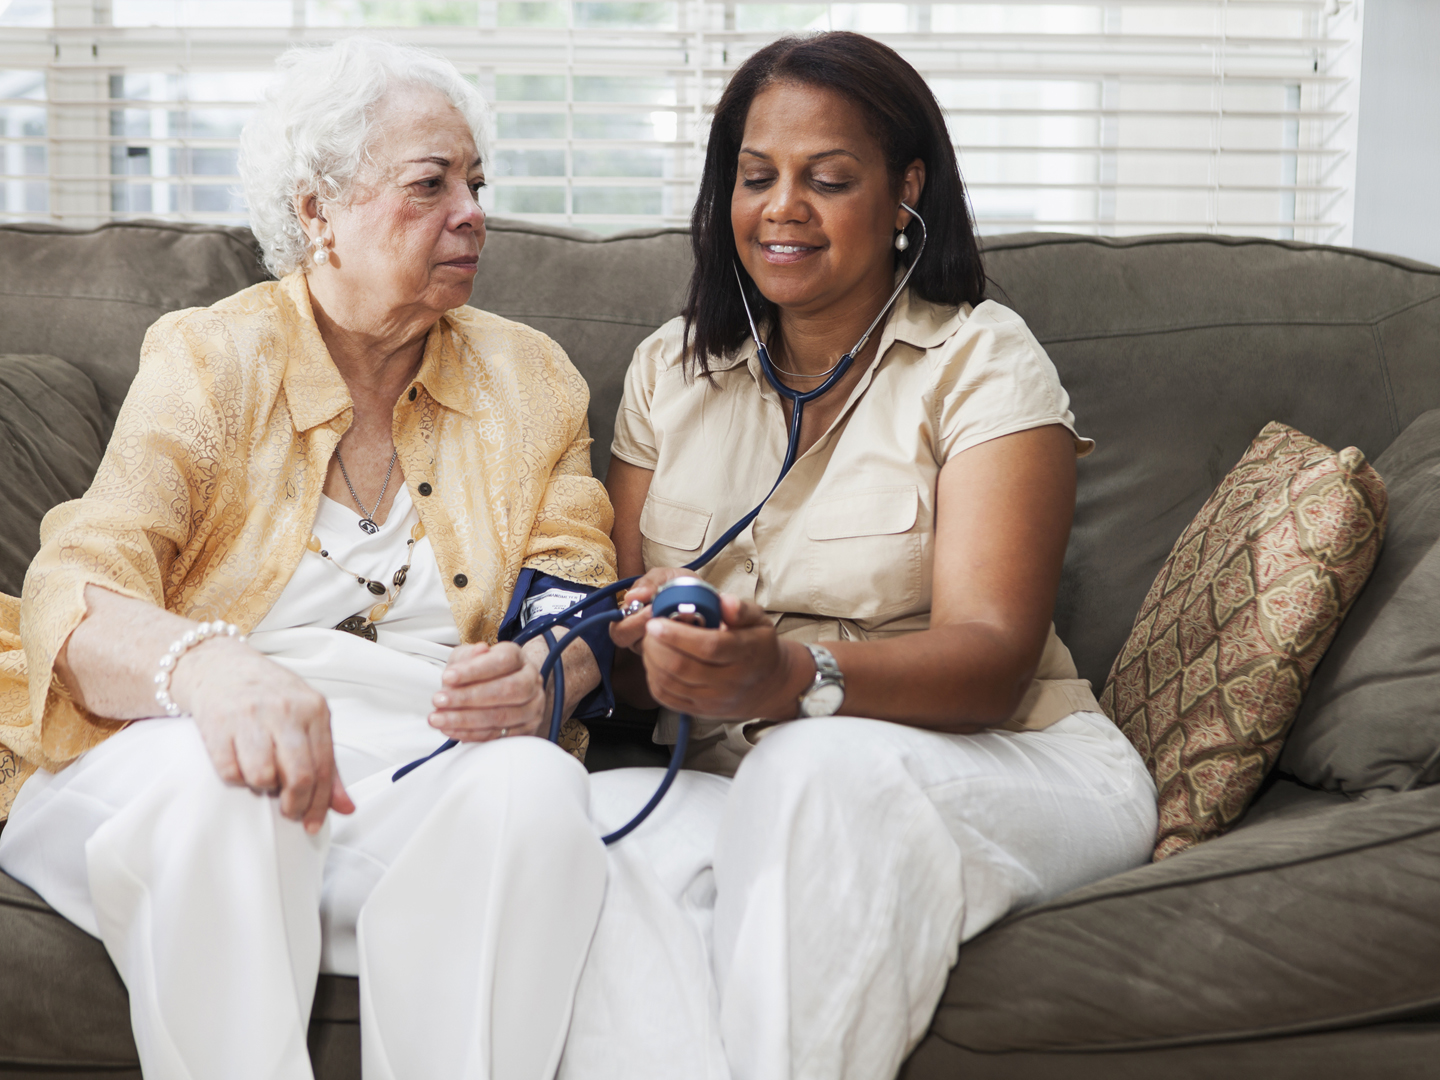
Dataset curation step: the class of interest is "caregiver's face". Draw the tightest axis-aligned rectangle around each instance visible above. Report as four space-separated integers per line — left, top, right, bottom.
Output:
731 80 913 319
325 85 486 320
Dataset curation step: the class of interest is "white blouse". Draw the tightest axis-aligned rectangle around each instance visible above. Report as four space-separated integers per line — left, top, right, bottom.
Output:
247 485 462 782
254 484 460 655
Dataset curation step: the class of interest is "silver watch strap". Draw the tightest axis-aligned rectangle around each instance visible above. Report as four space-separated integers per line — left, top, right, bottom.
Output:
800 643 845 717
805 643 843 684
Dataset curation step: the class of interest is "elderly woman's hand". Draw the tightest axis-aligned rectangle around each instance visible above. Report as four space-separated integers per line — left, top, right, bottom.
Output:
429 642 547 741
637 593 808 720
173 639 355 833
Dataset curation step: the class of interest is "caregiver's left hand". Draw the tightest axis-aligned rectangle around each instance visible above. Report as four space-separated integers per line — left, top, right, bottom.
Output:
430 642 545 740
641 594 806 720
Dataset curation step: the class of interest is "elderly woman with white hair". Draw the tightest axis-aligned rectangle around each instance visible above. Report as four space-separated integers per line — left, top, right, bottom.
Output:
0 38 616 1080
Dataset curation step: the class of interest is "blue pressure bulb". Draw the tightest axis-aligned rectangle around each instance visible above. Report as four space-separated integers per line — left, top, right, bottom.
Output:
651 576 722 629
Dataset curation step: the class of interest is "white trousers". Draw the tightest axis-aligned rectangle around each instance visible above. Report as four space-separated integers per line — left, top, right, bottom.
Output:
561 711 1158 1080
0 718 606 1080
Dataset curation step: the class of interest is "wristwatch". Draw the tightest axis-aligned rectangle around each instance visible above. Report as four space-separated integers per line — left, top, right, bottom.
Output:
798 643 846 718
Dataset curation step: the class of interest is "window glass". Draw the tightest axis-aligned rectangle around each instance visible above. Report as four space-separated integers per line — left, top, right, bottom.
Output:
0 0 1362 242
307 1 481 25
105 72 265 220
0 69 46 216
0 1 51 25
113 1 295 26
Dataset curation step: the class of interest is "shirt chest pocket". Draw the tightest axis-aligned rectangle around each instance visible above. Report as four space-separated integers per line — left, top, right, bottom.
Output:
639 493 713 568
803 485 924 621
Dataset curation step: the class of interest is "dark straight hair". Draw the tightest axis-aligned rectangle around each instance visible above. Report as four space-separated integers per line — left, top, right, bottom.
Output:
682 31 986 374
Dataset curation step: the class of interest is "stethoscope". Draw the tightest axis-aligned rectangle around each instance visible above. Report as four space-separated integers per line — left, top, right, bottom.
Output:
393 203 929 844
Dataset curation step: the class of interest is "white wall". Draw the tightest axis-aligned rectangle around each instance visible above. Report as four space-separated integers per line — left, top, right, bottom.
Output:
1352 0 1440 266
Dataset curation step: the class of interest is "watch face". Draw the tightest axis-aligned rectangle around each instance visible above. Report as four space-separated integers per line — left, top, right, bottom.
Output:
801 682 846 717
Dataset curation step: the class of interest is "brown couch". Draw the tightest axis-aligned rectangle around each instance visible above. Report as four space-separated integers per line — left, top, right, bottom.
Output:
2 219 1439 1079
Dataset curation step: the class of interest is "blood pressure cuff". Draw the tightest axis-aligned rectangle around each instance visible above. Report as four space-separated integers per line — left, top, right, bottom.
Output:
498 568 617 721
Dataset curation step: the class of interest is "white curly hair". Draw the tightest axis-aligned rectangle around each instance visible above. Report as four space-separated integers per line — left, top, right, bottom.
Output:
239 37 489 278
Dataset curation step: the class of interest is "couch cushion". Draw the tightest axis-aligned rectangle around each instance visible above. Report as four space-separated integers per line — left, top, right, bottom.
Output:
310 977 361 1080
0 355 107 596
1100 422 1387 858
979 234 1440 690
925 779 1440 1055
901 1018 1440 1080
0 222 271 435
467 219 692 481
0 870 136 1071
0 864 360 1077
1280 407 1440 794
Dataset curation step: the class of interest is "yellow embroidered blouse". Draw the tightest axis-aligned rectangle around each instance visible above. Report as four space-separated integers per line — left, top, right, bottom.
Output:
0 272 616 818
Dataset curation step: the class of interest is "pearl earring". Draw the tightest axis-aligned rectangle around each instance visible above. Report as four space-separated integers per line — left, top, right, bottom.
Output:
313 236 329 265
894 230 910 252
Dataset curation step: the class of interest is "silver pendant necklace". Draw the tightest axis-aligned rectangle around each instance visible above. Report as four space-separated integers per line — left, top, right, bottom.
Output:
334 447 398 534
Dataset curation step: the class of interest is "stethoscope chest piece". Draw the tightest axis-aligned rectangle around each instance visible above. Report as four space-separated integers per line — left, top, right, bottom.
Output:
652 576 722 628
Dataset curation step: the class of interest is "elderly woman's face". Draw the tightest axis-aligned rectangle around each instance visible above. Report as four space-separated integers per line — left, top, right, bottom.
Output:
731 81 918 320
320 86 485 319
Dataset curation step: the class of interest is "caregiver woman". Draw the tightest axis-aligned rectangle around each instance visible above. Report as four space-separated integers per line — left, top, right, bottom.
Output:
0 38 615 1080
572 32 1159 1080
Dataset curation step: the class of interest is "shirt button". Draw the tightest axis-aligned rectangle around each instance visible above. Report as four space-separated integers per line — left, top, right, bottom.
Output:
417 482 432 496
744 558 754 573
453 573 468 588
407 386 417 402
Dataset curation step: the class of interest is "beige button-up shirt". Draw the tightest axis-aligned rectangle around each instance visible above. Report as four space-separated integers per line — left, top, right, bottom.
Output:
0 272 615 817
612 288 1100 773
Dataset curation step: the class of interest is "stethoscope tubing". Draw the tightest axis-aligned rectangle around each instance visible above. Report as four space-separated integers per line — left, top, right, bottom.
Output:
393 203 928 844
598 714 690 844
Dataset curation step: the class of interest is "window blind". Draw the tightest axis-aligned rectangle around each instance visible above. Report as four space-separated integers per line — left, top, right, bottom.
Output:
0 0 1363 242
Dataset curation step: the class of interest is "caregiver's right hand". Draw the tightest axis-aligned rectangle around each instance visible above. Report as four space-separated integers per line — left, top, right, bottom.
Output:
171 638 353 832
610 566 693 652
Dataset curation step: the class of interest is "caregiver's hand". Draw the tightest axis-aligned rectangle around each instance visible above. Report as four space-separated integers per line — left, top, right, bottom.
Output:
639 593 810 720
610 566 693 653
172 638 353 834
429 641 545 741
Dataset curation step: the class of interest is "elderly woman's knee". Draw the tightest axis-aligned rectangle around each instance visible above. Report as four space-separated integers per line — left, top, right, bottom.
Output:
84 720 316 859
446 737 591 823
101 718 234 800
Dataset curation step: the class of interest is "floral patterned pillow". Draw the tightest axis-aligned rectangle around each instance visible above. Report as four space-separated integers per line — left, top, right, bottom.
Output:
1100 422 1388 861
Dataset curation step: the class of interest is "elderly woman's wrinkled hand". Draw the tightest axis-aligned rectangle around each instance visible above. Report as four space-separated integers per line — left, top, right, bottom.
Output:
431 641 547 740
173 639 354 834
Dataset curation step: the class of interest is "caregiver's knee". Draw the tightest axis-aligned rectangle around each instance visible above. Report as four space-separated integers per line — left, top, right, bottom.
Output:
737 719 913 804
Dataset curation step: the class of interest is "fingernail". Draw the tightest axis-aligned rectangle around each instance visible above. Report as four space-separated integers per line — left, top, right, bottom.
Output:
647 620 664 636
434 692 448 706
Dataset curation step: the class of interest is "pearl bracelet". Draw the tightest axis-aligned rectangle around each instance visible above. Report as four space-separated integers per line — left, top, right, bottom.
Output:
153 621 245 717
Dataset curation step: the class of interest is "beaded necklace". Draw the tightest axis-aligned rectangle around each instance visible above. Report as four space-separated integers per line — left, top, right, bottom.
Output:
307 519 426 641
